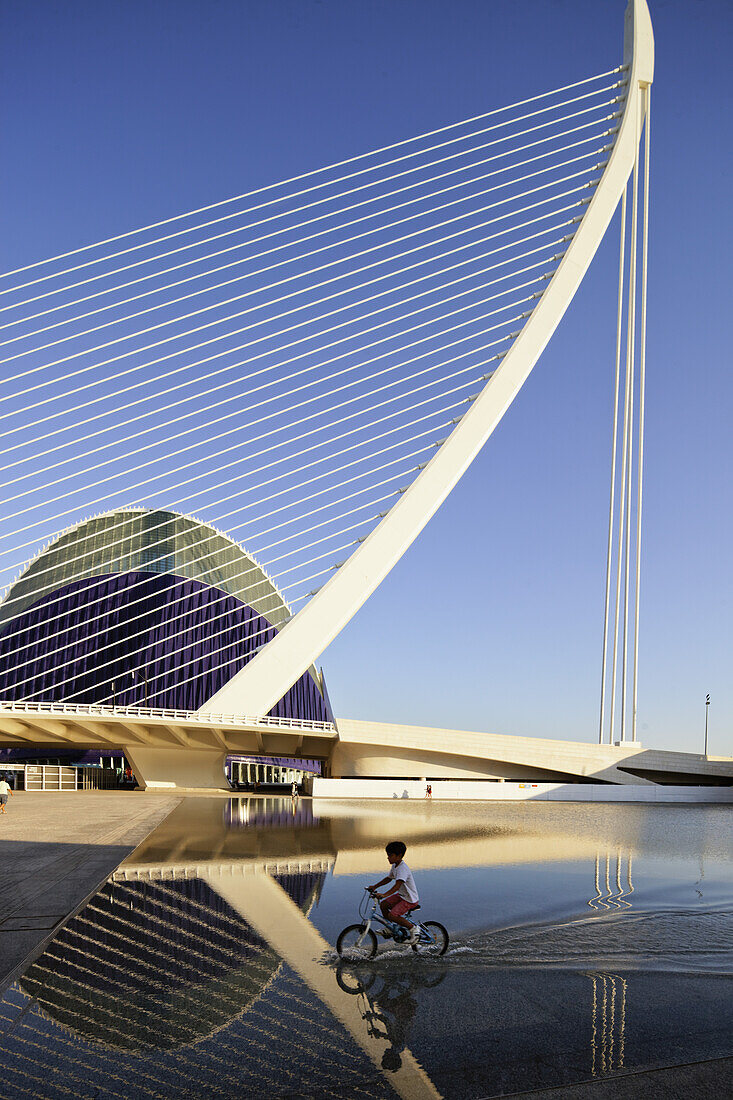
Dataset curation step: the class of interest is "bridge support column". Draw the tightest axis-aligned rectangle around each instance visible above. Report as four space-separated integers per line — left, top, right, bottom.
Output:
123 745 231 791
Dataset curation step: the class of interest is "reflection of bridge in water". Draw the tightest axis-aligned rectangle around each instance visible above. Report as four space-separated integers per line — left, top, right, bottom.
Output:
590 972 628 1079
0 795 654 1100
2 793 728 1098
589 852 634 911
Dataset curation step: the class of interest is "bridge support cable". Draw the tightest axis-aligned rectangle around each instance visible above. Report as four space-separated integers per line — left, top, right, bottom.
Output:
620 112 640 744
2 111 615 345
0 113 621 352
0 386 480 642
632 86 651 744
2 171 607 430
0 211 582 471
1 66 625 285
0 149 616 385
1 89 623 339
0 165 589 594
0 328 513 593
598 188 627 744
0 256 565 514
0 379 506 697
0 254 563 545
600 75 651 746
0 408 462 615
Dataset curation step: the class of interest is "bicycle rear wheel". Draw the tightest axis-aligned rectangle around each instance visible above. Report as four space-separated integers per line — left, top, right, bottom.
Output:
419 921 449 956
336 924 378 960
335 960 376 994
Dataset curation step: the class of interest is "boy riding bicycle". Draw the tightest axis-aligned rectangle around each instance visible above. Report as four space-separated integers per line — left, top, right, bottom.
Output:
368 840 420 945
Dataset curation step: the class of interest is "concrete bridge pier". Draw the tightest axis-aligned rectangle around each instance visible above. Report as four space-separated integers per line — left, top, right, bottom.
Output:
123 744 231 791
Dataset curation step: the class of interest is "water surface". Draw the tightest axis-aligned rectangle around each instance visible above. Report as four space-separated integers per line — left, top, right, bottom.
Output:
1 796 731 1097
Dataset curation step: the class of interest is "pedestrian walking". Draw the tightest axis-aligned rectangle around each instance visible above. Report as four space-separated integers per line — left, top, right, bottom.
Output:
0 776 13 814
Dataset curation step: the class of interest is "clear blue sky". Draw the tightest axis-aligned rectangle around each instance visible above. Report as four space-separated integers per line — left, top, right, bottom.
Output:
1 0 731 754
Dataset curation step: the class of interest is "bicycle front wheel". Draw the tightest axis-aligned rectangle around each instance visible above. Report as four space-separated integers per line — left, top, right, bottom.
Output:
419 921 449 956
336 924 378 960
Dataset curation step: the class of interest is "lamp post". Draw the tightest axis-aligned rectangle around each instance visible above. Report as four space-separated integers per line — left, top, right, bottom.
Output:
704 694 710 757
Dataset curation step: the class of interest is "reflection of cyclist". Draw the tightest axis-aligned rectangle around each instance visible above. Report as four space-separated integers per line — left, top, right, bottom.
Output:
335 960 446 1072
373 978 417 1071
368 840 420 945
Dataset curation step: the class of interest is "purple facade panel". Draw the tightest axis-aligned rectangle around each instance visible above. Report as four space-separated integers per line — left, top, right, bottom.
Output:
0 571 333 723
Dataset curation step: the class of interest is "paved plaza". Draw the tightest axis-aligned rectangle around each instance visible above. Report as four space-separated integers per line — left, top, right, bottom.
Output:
0 791 179 988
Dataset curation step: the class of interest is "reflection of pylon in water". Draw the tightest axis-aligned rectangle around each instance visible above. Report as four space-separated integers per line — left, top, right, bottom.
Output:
589 972 627 1077
588 852 634 911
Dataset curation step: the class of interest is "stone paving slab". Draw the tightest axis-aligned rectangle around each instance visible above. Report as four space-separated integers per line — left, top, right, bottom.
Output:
0 791 180 989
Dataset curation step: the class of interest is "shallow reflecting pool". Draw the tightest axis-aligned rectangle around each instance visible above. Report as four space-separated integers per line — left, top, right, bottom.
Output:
1 797 731 1097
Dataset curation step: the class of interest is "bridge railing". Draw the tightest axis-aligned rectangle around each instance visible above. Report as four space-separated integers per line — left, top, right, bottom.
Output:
0 698 337 734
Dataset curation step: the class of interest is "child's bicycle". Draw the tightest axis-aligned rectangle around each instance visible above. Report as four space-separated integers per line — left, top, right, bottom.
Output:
336 889 449 959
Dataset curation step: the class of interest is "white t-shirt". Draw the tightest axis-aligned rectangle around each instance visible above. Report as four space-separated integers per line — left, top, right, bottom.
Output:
0 780 11 795
389 860 419 903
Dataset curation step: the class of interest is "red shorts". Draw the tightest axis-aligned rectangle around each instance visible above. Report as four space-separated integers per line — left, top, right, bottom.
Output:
381 893 419 918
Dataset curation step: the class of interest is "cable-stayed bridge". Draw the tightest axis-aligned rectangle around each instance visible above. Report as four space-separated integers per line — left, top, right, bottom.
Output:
3 0 720 792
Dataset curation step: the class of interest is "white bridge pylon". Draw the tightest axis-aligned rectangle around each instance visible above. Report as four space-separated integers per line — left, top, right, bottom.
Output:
0 2 653 731
206 0 654 717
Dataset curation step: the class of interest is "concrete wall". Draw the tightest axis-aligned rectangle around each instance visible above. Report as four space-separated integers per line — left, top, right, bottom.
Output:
311 778 733 803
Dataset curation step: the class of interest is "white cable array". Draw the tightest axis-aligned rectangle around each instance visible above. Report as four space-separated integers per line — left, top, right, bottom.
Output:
9 545 361 706
2 145 608 376
1 110 619 354
0 199 588 462
598 188 627 744
631 86 650 744
0 225 570 487
0 209 576 545
0 395 481 677
3 545 357 703
599 84 650 745
0 402 477 701
0 239 568 494
0 374 486 667
0 468 421 676
1 123 616 367
1 66 624 283
2 296 538 562
2 278 547 521
0 381 480 625
0 406 465 610
3 106 613 337
0 343 499 686
0 65 623 707
2 157 609 422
